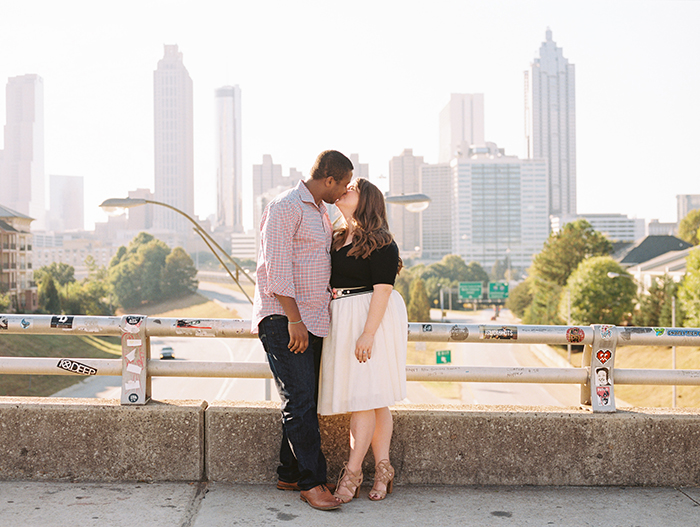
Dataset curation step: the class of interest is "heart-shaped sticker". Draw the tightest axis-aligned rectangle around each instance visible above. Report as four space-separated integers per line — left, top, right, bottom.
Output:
597 350 612 364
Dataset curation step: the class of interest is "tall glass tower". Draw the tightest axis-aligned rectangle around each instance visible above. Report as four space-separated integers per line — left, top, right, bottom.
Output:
215 85 242 232
153 45 194 234
528 28 576 218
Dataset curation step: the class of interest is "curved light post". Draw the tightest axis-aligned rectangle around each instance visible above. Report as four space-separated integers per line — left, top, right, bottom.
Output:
99 197 255 304
385 193 431 212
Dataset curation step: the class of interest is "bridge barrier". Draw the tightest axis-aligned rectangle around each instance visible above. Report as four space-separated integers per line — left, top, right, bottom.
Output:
2 398 699 486
2 314 700 412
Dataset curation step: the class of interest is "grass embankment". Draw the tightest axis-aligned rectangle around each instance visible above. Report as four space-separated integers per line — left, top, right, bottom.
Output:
553 345 700 408
1 293 239 397
407 341 461 400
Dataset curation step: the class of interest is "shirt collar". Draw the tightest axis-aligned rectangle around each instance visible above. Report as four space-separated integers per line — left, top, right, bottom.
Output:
297 180 327 214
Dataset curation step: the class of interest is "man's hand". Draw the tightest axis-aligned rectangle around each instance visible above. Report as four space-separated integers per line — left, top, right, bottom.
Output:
288 320 309 353
355 332 374 363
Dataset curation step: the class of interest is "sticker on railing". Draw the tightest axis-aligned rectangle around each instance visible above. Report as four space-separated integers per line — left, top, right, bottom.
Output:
653 328 665 336
127 339 142 347
667 329 700 337
176 319 212 329
0 317 7 330
566 327 585 343
600 325 613 340
125 380 140 390
123 316 144 333
620 327 653 341
480 326 518 340
57 359 97 375
126 363 142 375
51 315 74 329
421 324 433 332
128 393 139 403
595 367 611 386
450 325 469 341
596 386 611 406
20 318 30 329
596 350 612 364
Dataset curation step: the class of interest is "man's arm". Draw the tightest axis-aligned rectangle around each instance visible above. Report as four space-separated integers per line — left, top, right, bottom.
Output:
274 294 309 354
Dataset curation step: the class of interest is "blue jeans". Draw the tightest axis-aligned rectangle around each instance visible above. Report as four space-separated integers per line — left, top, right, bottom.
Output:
258 315 327 490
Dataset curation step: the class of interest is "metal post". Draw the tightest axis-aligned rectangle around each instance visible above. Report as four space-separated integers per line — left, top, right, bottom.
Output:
567 290 572 364
120 315 150 405
672 296 677 408
440 288 444 322
588 324 617 412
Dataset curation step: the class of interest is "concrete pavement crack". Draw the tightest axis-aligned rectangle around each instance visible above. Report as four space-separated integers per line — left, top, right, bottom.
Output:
676 487 700 507
179 481 209 527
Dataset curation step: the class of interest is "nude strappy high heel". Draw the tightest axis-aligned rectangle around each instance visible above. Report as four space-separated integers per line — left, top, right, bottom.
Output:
368 459 394 501
334 462 363 503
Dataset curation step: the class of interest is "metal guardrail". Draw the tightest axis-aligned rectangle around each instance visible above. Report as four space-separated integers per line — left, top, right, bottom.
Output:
1 313 700 412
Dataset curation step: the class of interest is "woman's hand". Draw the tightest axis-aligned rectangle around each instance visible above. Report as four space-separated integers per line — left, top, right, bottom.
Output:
355 332 374 363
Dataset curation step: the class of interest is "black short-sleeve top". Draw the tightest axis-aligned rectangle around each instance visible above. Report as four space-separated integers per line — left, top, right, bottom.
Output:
330 240 400 288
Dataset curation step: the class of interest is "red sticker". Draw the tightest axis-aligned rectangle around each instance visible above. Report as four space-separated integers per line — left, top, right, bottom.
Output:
597 350 612 364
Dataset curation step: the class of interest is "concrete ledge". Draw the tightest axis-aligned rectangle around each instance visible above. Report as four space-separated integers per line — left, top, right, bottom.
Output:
2 398 700 486
206 402 700 486
0 397 206 481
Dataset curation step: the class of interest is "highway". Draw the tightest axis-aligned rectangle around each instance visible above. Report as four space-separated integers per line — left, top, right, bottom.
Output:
54 283 579 407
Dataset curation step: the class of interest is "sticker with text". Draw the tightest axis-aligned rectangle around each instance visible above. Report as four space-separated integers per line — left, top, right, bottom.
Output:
480 326 518 340
596 386 611 406
57 359 97 375
51 315 74 329
450 325 469 341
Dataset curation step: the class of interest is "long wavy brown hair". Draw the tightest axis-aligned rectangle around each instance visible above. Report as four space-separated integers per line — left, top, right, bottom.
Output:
332 178 403 272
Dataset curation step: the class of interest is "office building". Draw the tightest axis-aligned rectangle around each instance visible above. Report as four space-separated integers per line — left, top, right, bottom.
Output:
527 28 577 218
349 153 369 180
576 213 645 242
127 188 154 231
0 204 37 311
252 154 286 201
215 85 243 232
153 45 194 235
452 143 549 272
388 149 424 256
0 75 45 230
49 175 84 232
439 94 485 162
677 194 700 223
420 163 452 261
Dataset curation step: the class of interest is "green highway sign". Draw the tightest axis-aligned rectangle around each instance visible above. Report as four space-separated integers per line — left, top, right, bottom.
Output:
488 282 509 300
458 282 483 300
436 349 452 364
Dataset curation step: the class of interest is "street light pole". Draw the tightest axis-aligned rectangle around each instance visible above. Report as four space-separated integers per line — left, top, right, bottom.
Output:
100 197 255 304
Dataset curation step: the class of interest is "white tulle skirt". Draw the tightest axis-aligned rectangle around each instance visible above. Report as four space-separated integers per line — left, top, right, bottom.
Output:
318 290 408 415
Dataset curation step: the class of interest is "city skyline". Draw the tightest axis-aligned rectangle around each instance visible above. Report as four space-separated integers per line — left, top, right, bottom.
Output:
0 1 698 231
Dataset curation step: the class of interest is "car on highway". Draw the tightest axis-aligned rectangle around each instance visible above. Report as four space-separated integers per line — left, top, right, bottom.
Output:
160 346 175 360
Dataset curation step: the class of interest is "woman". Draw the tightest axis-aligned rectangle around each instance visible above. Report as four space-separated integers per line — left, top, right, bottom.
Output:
318 177 407 502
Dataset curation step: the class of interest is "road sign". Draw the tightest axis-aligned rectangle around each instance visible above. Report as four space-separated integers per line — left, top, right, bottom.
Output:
458 282 483 300
488 282 509 300
436 349 451 364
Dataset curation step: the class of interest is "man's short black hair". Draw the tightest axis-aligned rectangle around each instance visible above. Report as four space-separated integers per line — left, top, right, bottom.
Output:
310 150 354 182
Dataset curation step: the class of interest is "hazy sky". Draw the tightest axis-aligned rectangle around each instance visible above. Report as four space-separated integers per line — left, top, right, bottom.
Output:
1 0 699 231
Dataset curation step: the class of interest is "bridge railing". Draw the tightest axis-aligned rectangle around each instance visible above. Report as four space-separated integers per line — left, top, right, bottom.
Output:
1 313 700 412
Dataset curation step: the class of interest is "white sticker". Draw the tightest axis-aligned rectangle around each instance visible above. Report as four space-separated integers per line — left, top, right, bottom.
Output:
126 363 142 375
127 339 142 347
125 380 140 390
126 350 136 362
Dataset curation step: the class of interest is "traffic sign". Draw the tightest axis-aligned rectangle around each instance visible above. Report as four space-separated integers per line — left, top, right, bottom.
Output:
488 282 509 300
458 282 483 300
436 349 451 364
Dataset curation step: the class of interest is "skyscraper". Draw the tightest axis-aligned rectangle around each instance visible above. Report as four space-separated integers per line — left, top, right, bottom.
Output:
420 162 452 261
452 143 549 272
388 149 424 255
349 153 369 180
215 85 242 233
0 75 45 230
528 28 576 218
153 45 194 234
49 175 84 232
439 94 485 163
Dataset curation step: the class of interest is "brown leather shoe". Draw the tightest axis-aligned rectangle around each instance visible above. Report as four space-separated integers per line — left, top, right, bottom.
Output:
277 480 336 493
299 484 342 510
277 480 301 491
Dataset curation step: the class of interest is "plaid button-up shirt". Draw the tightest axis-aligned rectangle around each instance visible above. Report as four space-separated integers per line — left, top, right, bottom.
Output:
251 180 333 336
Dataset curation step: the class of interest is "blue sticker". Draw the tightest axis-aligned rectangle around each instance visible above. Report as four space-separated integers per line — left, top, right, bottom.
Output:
653 328 665 336
20 318 30 329
667 329 700 338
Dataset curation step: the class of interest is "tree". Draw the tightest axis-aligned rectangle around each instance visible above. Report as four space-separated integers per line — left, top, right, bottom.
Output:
524 277 563 325
34 262 76 287
678 248 700 326
531 219 613 287
678 209 700 246
0 293 10 312
161 247 198 298
633 274 682 327
506 278 533 319
561 256 636 325
407 278 431 322
39 274 61 314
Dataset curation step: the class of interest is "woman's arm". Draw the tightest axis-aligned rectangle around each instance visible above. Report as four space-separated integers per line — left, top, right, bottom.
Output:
354 283 393 363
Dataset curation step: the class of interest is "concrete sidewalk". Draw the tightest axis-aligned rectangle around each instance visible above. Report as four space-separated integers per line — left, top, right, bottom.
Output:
1 481 698 526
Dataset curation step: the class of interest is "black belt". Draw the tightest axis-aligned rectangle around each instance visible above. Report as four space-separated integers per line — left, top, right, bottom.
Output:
332 286 373 299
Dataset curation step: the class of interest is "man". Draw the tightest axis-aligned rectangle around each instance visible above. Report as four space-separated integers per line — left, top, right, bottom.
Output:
252 150 353 510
